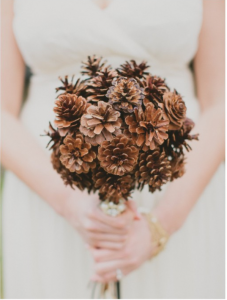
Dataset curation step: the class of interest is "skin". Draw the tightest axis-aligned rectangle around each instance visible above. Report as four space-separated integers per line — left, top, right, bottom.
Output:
1 0 225 284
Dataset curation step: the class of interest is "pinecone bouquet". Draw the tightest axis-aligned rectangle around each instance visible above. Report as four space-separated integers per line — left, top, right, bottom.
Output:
43 55 198 299
44 55 198 215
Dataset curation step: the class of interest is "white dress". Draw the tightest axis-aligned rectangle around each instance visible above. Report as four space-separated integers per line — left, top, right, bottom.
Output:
2 0 225 298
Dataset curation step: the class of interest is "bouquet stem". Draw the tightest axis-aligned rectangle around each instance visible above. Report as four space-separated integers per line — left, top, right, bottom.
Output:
90 281 121 299
116 281 121 299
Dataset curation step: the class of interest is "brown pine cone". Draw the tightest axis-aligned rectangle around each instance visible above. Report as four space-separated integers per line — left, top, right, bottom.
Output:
106 77 144 113
93 167 134 204
142 75 170 108
163 90 186 130
117 60 149 79
51 147 63 173
54 94 90 136
80 101 122 146
81 55 106 78
165 117 199 155
170 155 185 181
135 149 172 192
61 168 93 191
86 67 118 102
44 122 62 150
56 76 88 98
98 135 139 176
125 104 169 151
51 147 93 191
60 133 96 173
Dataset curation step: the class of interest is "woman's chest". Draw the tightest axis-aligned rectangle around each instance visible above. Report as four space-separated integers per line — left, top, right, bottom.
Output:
13 0 203 74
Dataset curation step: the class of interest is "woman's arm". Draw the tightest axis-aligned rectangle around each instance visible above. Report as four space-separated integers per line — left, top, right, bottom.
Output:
1 0 134 248
1 0 69 213
153 0 225 234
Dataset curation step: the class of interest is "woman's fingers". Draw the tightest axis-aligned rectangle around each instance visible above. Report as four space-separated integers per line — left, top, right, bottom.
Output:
93 269 129 283
92 241 125 250
90 216 152 283
90 248 124 262
91 206 135 230
91 258 135 283
88 232 127 243
84 219 129 235
94 259 126 276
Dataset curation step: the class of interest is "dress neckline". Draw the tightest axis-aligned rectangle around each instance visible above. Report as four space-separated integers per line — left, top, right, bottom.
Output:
90 0 114 11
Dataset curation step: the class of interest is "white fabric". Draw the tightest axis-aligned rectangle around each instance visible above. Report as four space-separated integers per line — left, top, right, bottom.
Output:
2 0 225 298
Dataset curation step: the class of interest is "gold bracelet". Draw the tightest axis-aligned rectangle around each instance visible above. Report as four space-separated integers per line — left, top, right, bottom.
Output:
140 210 169 258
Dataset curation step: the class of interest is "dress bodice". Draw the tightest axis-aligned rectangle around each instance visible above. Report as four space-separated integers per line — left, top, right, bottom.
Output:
14 0 203 76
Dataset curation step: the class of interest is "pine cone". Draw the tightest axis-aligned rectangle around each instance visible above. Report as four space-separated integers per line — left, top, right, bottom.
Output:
98 135 139 176
125 104 169 151
86 67 118 102
106 77 144 113
170 155 185 181
80 101 122 146
51 147 63 173
44 122 62 150
56 76 88 97
61 168 93 191
163 90 186 130
54 94 90 136
60 133 96 173
93 167 134 204
135 149 172 192
117 60 149 79
51 147 93 191
142 75 170 108
165 117 199 155
81 55 106 78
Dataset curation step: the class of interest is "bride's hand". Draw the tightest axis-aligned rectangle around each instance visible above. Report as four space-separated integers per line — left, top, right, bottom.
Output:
89 215 153 282
61 189 136 250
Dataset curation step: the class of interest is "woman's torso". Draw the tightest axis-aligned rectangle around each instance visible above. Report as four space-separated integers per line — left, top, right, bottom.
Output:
13 0 203 149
